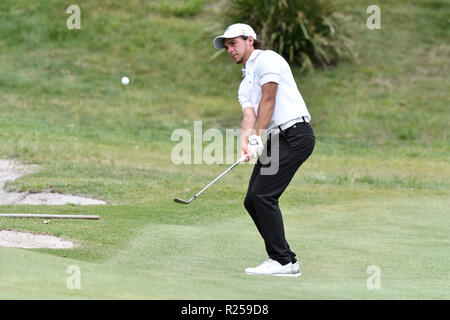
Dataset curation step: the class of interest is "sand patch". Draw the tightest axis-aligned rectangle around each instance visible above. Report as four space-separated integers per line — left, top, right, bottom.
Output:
0 230 74 249
0 159 106 205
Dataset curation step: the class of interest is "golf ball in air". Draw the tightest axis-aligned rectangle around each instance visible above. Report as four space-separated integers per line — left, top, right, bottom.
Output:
121 76 129 85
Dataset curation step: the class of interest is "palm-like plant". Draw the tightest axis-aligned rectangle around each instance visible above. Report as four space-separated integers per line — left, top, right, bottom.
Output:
226 0 357 72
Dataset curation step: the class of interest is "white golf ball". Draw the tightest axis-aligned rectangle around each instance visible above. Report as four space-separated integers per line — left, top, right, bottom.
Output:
121 76 129 85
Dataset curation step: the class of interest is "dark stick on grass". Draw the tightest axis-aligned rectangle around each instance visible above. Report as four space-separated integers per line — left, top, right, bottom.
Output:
0 214 100 220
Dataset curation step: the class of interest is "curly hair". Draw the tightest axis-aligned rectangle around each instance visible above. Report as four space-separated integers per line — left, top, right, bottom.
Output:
240 35 264 50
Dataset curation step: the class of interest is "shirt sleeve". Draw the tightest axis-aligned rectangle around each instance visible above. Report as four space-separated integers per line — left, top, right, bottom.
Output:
255 51 281 85
238 81 253 110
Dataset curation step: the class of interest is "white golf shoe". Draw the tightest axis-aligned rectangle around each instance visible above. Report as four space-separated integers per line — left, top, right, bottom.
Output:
292 261 301 276
244 259 301 277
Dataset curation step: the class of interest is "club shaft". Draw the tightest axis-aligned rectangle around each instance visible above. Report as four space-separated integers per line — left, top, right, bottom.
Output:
194 156 245 198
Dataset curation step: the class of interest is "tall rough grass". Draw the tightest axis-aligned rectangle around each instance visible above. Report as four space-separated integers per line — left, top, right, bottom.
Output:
154 0 210 17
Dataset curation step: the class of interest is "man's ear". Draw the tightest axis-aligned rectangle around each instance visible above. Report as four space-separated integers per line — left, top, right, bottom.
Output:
248 36 254 47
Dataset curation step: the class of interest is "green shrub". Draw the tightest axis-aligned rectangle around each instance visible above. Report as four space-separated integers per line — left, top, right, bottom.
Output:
225 0 357 72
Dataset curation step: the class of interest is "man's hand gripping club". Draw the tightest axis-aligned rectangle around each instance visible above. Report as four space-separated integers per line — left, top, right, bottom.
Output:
247 134 264 159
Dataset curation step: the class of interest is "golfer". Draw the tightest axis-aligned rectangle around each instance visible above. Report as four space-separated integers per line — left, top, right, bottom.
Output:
213 24 315 276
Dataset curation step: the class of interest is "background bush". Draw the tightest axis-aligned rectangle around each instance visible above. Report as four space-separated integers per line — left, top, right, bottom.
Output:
225 0 357 72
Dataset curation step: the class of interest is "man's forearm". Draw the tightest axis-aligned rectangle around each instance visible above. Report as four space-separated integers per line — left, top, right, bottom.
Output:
239 108 257 159
241 112 256 143
254 82 278 135
254 97 275 135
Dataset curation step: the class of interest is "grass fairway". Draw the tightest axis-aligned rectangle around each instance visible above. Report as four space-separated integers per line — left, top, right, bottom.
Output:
0 0 449 299
1 192 448 299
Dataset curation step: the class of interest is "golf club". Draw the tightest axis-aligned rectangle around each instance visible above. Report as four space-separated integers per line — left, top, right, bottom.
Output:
174 154 249 205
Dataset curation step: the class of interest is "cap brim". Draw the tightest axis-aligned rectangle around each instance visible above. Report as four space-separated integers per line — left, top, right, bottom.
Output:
213 32 257 50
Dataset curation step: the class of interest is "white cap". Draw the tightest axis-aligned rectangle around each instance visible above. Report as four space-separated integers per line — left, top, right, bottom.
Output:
213 23 257 49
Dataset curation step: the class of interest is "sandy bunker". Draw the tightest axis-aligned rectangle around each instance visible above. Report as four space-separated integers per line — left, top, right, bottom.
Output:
0 230 74 249
0 159 103 248
0 159 106 205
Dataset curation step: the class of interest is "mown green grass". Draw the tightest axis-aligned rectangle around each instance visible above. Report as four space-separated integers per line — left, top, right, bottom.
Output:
1 192 448 299
0 0 449 299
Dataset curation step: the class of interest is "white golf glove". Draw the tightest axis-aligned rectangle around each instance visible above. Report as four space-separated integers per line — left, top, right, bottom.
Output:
247 134 264 158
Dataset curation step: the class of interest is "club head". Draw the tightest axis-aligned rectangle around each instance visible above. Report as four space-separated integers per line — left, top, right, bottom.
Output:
174 198 190 205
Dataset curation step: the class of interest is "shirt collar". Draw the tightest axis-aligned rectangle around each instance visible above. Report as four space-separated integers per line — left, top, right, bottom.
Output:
242 49 263 77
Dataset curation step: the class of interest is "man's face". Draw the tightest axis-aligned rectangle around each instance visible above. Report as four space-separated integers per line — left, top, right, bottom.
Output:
224 36 253 65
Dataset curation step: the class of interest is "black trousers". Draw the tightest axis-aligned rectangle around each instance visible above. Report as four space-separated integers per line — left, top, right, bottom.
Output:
244 121 315 265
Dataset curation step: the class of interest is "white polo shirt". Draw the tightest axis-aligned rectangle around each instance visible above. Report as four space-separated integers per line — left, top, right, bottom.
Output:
238 49 311 133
